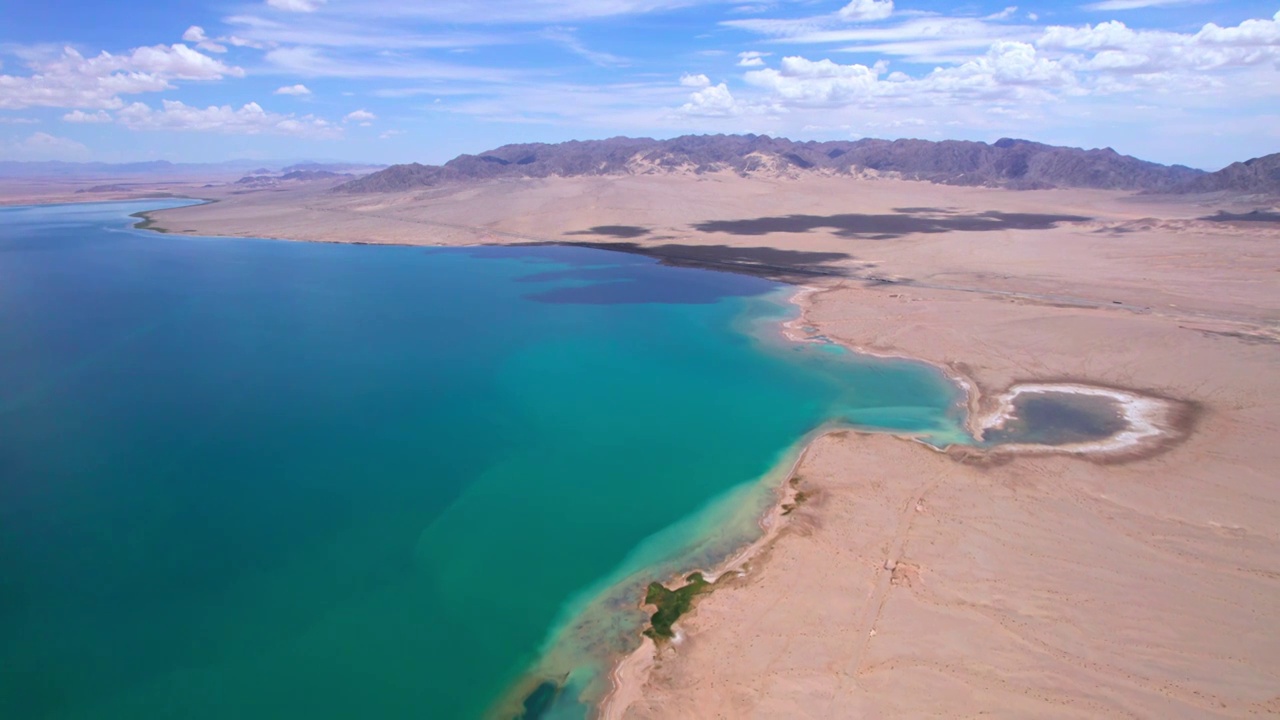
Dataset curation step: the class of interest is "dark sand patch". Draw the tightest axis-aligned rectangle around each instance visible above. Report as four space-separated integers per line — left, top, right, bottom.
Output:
692 210 1090 239
565 225 652 239
552 242 852 282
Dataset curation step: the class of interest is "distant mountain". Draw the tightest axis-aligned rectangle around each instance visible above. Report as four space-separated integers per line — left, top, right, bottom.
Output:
234 170 352 187
1172 153 1280 195
0 159 385 179
336 135 1208 193
281 162 384 175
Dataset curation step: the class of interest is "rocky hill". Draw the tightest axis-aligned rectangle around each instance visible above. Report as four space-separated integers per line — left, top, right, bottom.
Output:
336 134 1210 193
1173 153 1280 195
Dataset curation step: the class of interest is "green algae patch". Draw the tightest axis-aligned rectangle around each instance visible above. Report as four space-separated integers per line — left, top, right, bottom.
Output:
643 572 713 641
130 211 170 233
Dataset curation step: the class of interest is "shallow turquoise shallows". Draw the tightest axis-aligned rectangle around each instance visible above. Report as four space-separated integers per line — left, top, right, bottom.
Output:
0 201 967 720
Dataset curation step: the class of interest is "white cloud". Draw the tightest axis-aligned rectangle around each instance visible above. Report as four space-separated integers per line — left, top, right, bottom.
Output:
1039 12 1280 74
127 44 238 78
226 36 266 49
0 116 40 124
267 0 327 11
679 82 743 116
660 7 1279 162
726 14 1038 64
746 56 882 104
838 0 893 22
343 108 376 123
737 50 770 66
181 25 227 53
739 40 1075 109
0 44 242 110
62 109 112 123
274 83 313 95
543 27 629 67
306 1 751 24
379 129 404 139
680 72 712 88
915 41 1075 96
117 100 341 138
3 131 89 160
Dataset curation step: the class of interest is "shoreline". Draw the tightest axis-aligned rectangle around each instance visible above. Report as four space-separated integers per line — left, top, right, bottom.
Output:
598 424 832 720
976 382 1192 457
781 283 985 438
596 283 1193 720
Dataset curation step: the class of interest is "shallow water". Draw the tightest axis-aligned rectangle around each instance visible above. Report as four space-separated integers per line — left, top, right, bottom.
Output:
0 201 968 719
984 392 1127 446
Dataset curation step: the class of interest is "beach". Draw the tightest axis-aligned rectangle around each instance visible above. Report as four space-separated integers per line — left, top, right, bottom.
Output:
605 277 1280 718
51 174 1280 716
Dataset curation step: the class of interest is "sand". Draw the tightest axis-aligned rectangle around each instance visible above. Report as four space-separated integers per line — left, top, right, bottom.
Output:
51 172 1280 716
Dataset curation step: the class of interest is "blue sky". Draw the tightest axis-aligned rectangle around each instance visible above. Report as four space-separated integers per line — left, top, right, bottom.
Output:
1 0 1277 169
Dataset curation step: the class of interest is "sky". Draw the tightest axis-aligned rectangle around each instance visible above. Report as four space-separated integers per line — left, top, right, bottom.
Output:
0 0 1277 170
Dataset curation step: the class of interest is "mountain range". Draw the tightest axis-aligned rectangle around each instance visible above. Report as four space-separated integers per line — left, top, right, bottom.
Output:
336 135 1278 195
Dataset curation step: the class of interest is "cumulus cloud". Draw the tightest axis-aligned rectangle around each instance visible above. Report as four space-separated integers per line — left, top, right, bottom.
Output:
181 25 227 53
737 50 770 67
915 41 1075 97
62 109 112 123
838 0 893 22
709 10 1280 118
1038 13 1280 74
343 108 376 123
274 84 313 95
738 40 1077 110
679 82 743 116
117 100 341 138
0 44 242 110
680 72 712 88
3 131 89 160
746 56 885 104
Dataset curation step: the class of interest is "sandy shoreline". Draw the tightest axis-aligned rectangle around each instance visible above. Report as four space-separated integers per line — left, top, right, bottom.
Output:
597 285 1199 719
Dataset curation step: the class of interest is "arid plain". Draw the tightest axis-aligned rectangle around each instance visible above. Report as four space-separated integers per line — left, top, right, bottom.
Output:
103 174 1280 716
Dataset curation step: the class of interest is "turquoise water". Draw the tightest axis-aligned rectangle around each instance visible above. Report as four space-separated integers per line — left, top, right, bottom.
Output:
0 201 967 719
